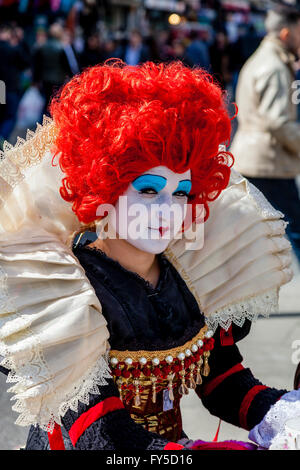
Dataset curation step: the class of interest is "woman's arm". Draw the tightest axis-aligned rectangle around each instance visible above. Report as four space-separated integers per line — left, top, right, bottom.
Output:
196 322 287 431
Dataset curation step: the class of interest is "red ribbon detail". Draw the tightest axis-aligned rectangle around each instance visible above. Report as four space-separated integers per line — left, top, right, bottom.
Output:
212 418 222 442
239 385 268 430
47 423 66 450
202 363 244 396
220 325 234 346
164 442 185 450
69 396 124 446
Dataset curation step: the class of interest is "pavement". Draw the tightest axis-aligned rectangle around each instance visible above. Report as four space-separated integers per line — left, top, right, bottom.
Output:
0 254 299 450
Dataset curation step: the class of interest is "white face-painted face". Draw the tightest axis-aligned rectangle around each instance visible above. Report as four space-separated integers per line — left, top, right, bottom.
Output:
108 166 192 254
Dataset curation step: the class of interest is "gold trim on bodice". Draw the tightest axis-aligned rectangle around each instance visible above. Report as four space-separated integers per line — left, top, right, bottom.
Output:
110 324 210 362
109 325 215 440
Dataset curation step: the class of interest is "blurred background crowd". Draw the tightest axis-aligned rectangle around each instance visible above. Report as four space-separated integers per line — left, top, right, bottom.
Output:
0 0 268 145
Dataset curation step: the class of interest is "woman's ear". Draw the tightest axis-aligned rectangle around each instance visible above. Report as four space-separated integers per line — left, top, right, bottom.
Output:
279 27 290 42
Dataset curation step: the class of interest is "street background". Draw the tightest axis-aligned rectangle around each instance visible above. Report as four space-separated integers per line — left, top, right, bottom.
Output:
0 0 276 146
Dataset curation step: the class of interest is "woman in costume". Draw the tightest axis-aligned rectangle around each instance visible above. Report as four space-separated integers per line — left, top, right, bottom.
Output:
0 61 299 450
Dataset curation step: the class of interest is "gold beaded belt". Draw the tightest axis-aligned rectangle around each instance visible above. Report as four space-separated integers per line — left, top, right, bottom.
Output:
109 325 215 409
126 375 184 442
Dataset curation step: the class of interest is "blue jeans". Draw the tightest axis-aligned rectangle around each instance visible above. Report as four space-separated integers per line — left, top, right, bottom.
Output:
247 177 300 264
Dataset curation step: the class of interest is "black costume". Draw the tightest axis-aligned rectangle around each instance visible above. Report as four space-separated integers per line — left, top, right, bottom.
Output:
19 242 285 450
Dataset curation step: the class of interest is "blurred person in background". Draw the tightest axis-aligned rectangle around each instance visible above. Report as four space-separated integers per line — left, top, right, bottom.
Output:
78 0 100 40
0 23 30 143
120 30 150 66
234 24 261 69
62 28 80 76
229 24 262 98
168 39 193 67
35 28 48 48
33 22 74 116
185 30 210 70
79 31 105 70
101 37 122 62
151 29 171 62
209 30 232 90
231 2 300 264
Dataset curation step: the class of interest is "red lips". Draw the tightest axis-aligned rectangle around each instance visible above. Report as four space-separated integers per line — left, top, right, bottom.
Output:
159 226 168 236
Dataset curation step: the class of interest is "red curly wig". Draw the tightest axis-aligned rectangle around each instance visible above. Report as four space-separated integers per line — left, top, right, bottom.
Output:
50 60 233 225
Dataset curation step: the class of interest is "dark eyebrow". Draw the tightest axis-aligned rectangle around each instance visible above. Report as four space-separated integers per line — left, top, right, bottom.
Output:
138 174 167 181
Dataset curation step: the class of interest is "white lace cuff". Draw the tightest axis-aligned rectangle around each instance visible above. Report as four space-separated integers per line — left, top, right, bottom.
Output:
248 390 300 449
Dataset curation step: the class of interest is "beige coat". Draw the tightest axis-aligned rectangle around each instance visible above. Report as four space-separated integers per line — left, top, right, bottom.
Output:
231 34 300 178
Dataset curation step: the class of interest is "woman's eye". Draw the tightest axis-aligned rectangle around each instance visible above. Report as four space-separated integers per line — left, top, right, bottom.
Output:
138 188 158 195
173 190 189 198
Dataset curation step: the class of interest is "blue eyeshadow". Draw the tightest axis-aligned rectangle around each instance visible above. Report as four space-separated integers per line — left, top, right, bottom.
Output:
174 180 192 195
132 174 167 192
